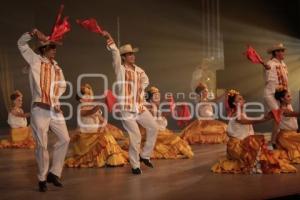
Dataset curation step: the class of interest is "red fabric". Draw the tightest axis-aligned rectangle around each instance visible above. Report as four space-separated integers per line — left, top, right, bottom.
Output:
176 104 191 128
271 109 282 124
49 4 71 42
244 45 263 64
76 18 104 35
105 90 117 113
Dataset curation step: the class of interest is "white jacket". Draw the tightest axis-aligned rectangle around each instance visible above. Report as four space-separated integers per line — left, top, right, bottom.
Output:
17 32 66 106
107 43 149 113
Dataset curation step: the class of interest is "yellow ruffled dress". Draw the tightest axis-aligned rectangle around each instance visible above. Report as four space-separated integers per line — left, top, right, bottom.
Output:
121 116 194 159
181 104 227 144
212 136 296 174
0 113 35 149
105 123 125 140
65 114 128 168
212 113 296 174
275 107 300 164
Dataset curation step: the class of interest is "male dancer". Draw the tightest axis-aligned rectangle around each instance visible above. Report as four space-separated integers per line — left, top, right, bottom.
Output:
102 31 158 175
17 29 70 192
262 43 288 148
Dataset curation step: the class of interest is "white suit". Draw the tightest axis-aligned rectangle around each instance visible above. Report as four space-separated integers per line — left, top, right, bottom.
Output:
263 57 288 143
107 42 158 169
18 32 70 181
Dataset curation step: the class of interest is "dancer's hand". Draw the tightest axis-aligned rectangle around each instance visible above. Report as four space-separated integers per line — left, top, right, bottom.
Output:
263 111 273 121
262 62 271 70
93 105 101 112
102 31 114 42
102 31 111 39
31 28 49 42
25 113 31 118
54 105 63 113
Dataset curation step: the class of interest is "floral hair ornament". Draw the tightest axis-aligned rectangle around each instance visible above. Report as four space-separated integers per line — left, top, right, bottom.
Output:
148 86 160 94
227 89 240 97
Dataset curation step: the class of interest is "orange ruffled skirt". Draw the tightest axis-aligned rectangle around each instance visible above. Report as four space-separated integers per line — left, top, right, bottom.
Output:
105 123 125 140
0 127 35 149
181 120 227 144
211 135 296 174
150 129 194 159
276 130 300 164
65 131 128 168
121 127 194 159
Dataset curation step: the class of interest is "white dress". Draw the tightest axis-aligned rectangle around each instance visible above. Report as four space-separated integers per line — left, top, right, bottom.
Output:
279 105 298 131
227 113 254 140
7 113 27 128
79 100 103 133
198 103 214 119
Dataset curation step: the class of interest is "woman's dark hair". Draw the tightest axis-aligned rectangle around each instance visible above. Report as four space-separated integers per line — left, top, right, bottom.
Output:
274 89 288 103
146 91 153 102
75 87 85 102
10 91 22 101
227 94 237 109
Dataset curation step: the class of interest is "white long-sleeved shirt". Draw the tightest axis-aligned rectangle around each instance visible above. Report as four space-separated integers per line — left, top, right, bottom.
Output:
17 32 66 106
264 58 288 96
280 104 298 131
107 42 149 113
7 113 27 128
227 113 254 140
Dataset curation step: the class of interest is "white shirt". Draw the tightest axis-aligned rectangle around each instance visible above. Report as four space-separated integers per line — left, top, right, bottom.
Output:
227 113 254 140
198 102 214 118
7 113 27 128
107 43 149 113
264 58 288 96
78 102 103 133
150 103 168 131
280 104 298 131
17 32 66 106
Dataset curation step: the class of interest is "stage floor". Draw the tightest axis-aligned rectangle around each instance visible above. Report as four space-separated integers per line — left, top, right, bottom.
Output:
1 136 300 200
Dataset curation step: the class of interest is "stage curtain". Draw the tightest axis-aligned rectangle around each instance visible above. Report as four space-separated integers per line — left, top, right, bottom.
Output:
0 50 14 113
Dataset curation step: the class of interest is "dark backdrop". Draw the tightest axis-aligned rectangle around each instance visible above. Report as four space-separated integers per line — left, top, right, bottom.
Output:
0 0 299 132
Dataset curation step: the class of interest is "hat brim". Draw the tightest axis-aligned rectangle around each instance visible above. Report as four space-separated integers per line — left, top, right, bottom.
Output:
267 47 286 54
35 41 62 53
37 40 62 48
120 48 139 55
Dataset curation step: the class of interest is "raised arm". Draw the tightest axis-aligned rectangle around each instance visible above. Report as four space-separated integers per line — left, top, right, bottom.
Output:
102 31 122 74
236 111 272 125
17 31 39 65
17 29 48 66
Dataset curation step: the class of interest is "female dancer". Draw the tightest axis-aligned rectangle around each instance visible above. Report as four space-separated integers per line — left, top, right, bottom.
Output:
0 90 34 149
181 83 227 144
65 84 128 168
211 89 296 174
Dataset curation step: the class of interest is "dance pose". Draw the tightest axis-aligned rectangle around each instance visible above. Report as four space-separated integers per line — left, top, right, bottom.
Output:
18 29 70 192
65 84 128 168
274 87 300 163
262 43 288 147
181 83 227 144
102 31 158 175
0 90 35 149
211 89 296 174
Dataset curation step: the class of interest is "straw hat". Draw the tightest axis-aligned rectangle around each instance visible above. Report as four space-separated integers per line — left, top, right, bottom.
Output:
267 43 286 54
119 44 139 55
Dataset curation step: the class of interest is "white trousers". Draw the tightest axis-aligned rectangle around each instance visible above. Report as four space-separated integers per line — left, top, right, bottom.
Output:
264 94 280 144
31 106 70 181
121 109 158 168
